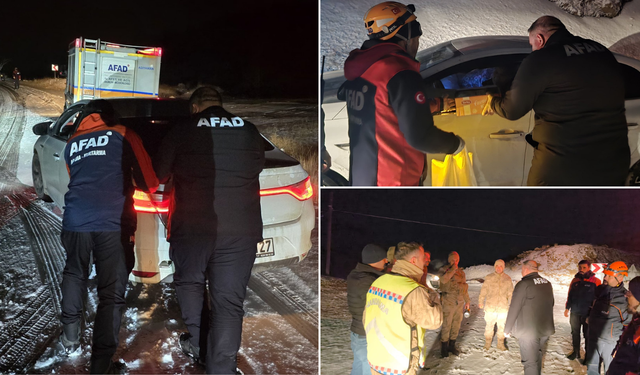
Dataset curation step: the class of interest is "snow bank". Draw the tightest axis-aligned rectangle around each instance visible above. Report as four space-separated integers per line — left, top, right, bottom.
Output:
321 0 640 72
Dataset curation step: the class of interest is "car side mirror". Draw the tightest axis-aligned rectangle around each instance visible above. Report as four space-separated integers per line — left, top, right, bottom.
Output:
32 121 53 135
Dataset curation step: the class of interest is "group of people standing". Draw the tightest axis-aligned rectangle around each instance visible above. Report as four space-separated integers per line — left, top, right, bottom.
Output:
56 86 264 374
347 243 640 375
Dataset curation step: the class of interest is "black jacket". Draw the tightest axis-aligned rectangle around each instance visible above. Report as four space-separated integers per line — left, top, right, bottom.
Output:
491 29 629 186
588 283 632 343
566 271 598 316
346 263 385 336
504 272 555 338
154 105 265 240
607 314 640 375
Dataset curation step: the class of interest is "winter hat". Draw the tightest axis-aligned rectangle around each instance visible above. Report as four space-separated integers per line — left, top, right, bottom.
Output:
629 276 640 301
362 244 388 264
494 259 505 268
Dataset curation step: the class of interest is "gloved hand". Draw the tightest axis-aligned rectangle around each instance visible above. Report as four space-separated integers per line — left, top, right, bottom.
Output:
453 135 465 155
482 94 495 116
504 332 511 338
564 309 569 318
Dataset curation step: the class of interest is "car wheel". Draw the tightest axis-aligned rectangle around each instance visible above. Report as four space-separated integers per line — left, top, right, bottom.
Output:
32 153 53 202
322 169 349 186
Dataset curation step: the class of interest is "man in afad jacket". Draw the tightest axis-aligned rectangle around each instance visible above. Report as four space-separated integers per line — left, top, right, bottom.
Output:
346 244 388 375
586 261 632 375
504 260 555 375
364 242 442 375
486 16 629 186
478 259 513 351
564 260 601 360
153 86 265 375
58 100 159 374
438 251 470 357
607 276 640 375
340 1 464 186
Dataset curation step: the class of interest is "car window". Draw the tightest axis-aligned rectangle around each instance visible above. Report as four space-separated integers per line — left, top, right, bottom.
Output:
54 108 83 139
424 54 528 116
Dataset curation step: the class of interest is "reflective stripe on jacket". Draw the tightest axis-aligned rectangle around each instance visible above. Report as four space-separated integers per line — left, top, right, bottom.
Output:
365 273 424 375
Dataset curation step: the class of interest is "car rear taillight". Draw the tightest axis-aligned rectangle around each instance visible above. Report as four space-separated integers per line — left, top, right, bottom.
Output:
132 270 158 278
133 189 170 213
259 176 314 201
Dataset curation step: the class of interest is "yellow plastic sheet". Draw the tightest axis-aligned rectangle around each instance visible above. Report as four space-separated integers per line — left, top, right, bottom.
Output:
431 148 477 186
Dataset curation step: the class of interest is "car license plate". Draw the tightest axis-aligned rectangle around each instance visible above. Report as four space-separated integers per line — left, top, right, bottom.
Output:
256 238 274 258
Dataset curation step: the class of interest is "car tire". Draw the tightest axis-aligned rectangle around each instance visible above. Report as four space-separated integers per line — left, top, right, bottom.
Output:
32 152 53 202
322 169 349 186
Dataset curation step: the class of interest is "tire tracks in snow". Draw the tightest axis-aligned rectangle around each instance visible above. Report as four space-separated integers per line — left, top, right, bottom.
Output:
248 270 319 348
0 84 26 180
0 194 65 372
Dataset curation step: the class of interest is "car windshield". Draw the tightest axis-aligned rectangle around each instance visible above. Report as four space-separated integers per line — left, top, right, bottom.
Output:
416 41 463 72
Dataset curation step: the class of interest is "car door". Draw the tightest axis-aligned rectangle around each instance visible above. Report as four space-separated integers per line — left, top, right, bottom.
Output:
422 56 534 186
41 105 84 206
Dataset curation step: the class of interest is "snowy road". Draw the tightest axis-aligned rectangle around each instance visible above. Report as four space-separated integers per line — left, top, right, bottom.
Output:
0 83 319 374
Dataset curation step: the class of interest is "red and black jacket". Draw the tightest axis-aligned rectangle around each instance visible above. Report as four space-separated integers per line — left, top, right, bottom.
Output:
63 114 158 232
339 40 459 186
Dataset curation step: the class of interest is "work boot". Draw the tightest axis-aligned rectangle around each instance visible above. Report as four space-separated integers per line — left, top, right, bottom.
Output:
497 338 507 351
448 340 460 356
484 336 492 350
441 341 449 358
58 321 81 354
180 333 204 365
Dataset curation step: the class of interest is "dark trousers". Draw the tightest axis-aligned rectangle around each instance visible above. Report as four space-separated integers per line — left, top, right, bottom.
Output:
170 236 258 374
14 79 19 89
60 230 134 373
570 312 588 354
586 336 616 375
518 336 549 375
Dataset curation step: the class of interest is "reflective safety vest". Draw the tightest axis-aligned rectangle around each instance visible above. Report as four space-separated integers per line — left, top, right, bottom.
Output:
364 274 425 375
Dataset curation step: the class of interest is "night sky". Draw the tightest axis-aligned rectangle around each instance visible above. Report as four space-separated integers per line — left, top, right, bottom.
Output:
1 0 317 97
321 189 640 279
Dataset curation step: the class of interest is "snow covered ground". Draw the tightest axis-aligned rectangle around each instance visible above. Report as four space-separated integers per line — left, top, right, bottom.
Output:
321 244 639 375
321 0 640 73
0 80 319 374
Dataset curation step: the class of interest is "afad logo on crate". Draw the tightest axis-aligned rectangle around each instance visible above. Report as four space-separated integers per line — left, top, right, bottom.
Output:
107 64 130 73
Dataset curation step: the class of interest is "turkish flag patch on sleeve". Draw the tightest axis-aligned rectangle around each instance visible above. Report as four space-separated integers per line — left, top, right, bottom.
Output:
415 91 426 104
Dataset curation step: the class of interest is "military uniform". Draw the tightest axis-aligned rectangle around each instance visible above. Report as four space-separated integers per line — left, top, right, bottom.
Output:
478 271 513 349
438 264 470 343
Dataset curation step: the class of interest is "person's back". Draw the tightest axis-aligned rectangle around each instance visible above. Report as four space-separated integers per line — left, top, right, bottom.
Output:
506 272 555 338
340 2 461 186
64 106 158 232
526 29 628 178
156 104 265 239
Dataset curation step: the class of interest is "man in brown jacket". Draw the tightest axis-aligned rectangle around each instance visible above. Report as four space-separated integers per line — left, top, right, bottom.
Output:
478 259 514 350
364 242 442 375
438 251 470 357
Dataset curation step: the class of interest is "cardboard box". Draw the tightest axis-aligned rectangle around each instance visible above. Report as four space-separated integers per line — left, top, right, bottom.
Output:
455 95 489 116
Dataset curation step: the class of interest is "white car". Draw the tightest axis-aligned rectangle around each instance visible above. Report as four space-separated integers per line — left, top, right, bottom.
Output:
32 98 315 283
322 36 640 186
